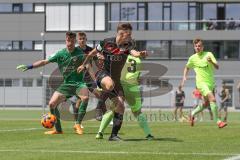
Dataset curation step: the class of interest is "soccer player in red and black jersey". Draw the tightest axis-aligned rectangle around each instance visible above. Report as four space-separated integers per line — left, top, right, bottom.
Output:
77 23 147 141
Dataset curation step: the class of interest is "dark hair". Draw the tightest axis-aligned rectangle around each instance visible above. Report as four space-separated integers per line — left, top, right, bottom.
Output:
193 38 203 45
77 31 87 38
117 23 132 32
66 31 76 38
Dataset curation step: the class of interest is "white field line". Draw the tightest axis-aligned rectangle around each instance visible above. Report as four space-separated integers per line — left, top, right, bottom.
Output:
0 124 144 133
0 128 42 132
0 149 238 157
225 155 240 160
0 124 139 133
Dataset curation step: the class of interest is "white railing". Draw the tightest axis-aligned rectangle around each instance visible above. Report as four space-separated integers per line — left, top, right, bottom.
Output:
109 19 240 31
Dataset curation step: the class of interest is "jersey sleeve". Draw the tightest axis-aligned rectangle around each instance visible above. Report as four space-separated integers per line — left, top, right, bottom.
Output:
208 52 217 64
96 41 104 52
48 50 61 63
186 56 194 69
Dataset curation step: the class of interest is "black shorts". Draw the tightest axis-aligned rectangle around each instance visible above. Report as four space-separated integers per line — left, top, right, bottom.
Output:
84 72 98 93
175 103 184 107
85 81 97 93
95 70 124 99
95 70 110 89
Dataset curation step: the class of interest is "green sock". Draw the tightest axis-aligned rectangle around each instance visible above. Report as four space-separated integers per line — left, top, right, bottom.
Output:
50 108 62 132
191 105 204 117
98 111 114 133
76 101 88 124
210 102 220 123
137 113 151 136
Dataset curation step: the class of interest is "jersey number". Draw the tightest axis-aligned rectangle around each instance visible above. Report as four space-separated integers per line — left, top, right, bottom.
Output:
127 59 137 73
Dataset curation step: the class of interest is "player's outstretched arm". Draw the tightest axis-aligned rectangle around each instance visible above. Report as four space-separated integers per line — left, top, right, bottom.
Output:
16 59 49 72
130 50 148 58
207 56 219 70
77 48 98 73
180 66 190 87
85 63 96 81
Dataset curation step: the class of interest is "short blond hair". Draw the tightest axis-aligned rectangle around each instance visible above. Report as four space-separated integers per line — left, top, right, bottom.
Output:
77 31 87 38
193 38 203 45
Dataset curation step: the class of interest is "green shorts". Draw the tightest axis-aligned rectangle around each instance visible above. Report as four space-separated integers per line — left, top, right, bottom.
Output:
56 83 87 99
196 82 214 97
122 83 142 113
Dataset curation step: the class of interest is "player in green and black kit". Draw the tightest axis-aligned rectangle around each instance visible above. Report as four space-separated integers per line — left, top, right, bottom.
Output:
16 32 89 135
180 38 227 128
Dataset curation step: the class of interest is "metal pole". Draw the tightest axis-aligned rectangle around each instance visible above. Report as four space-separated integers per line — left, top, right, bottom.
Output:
26 86 28 108
41 32 46 113
3 84 5 109
42 77 46 114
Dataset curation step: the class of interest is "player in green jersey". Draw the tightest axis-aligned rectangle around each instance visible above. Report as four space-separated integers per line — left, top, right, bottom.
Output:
180 38 227 128
16 32 89 134
95 55 154 140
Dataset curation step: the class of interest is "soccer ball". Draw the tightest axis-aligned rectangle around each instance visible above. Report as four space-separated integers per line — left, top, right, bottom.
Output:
41 113 56 129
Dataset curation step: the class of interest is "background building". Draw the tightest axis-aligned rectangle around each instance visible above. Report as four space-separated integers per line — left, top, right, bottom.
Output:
0 0 239 109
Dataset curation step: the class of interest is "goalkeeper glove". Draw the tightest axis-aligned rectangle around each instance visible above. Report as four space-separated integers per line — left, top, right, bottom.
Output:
16 64 33 72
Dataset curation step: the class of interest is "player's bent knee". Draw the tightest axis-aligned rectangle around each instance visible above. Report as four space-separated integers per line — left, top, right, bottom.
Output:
132 110 141 117
48 102 57 109
103 83 114 91
101 77 114 91
209 97 216 102
115 103 125 112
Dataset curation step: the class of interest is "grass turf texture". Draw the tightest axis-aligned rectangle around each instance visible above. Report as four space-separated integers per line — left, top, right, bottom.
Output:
0 109 239 160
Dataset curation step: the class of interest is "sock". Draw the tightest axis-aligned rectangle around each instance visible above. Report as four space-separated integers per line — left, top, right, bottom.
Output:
210 102 221 123
111 112 123 137
76 101 88 124
98 111 114 133
191 105 204 117
137 113 151 136
95 99 107 121
50 108 62 132
73 105 78 122
96 99 107 115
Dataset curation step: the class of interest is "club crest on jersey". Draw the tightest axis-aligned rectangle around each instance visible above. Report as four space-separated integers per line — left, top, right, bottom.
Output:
60 57 67 62
104 43 117 51
107 55 122 61
72 56 78 62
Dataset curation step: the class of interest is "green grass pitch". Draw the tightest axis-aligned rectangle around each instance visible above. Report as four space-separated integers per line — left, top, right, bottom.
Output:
0 109 240 160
